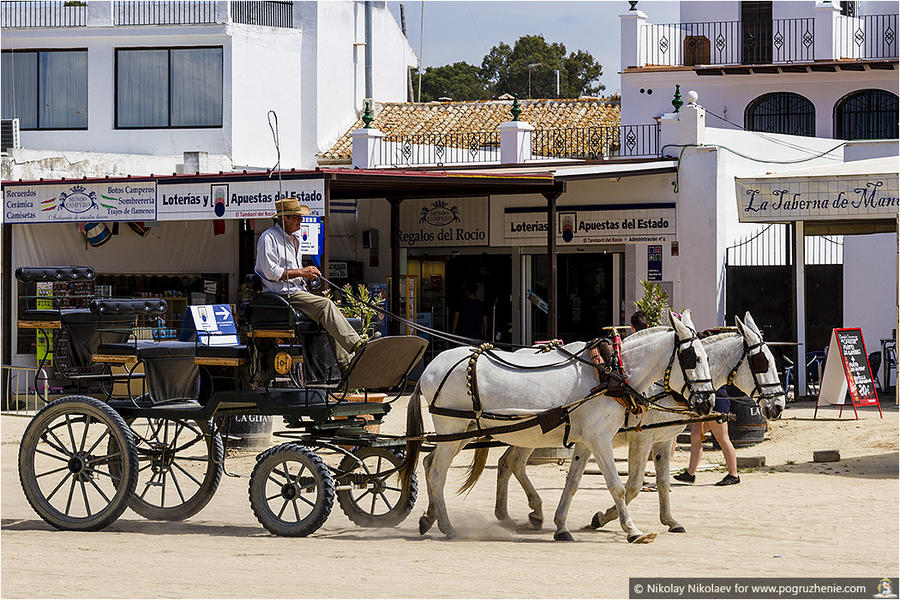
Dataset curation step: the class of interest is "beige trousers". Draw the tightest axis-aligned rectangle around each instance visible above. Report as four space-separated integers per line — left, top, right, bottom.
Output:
287 290 361 367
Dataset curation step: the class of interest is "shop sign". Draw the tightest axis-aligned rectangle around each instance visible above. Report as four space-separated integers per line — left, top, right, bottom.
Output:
157 178 325 221
502 204 676 246
735 176 899 222
399 197 488 247
4 181 156 224
648 245 663 281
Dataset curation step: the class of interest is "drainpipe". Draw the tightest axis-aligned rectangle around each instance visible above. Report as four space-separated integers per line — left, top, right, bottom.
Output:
365 0 373 103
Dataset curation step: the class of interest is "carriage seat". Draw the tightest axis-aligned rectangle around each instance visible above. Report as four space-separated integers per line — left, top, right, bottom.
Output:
15 266 95 283
89 299 169 364
19 307 94 329
195 343 249 367
244 292 324 337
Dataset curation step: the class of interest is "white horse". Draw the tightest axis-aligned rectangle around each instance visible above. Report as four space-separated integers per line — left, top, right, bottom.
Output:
490 310 786 534
399 311 716 543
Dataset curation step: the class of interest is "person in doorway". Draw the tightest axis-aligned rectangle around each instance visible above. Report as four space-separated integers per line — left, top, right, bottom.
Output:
630 310 649 333
451 281 488 341
254 198 377 372
674 385 741 486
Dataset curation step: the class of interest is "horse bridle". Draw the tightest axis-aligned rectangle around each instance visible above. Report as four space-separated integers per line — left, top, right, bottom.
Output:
727 339 784 403
662 332 714 406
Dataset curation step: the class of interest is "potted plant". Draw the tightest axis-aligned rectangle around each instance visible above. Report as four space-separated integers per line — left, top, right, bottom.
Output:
326 284 387 433
634 279 671 326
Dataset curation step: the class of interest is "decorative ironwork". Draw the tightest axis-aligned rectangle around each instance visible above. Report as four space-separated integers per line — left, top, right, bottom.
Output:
530 124 660 160
377 131 500 168
113 1 216 25
628 1 638 11
834 88 899 140
745 92 815 137
1 1 86 27
659 36 669 54
231 1 293 28
836 13 898 59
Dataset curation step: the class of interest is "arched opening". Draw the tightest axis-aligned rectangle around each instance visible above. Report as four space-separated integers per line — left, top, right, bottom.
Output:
744 92 816 136
834 89 899 140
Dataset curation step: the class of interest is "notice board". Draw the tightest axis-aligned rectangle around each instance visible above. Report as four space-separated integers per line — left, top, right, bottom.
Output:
815 328 882 419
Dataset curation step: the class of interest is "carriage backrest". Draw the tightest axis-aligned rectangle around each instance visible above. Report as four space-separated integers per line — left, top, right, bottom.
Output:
344 336 428 391
89 298 168 318
15 266 95 283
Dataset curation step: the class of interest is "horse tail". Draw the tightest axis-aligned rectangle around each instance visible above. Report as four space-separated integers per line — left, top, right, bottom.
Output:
457 446 489 495
398 381 424 493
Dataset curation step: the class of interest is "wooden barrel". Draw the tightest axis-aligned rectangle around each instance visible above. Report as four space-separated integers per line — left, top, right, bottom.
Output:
717 396 767 448
527 447 573 465
216 414 273 451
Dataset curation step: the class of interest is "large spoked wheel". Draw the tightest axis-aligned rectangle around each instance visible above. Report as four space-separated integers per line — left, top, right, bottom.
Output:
115 418 223 521
249 443 335 537
18 395 138 531
336 447 417 528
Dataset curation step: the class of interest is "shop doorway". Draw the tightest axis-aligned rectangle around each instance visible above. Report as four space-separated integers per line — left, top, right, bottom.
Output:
526 253 617 343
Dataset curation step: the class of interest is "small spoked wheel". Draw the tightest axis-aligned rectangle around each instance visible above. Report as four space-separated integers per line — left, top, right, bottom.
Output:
336 447 417 528
18 396 138 531
249 443 334 537
115 418 223 521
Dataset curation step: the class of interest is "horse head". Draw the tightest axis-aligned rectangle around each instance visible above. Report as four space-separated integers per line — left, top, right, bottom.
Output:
734 312 785 420
668 310 715 416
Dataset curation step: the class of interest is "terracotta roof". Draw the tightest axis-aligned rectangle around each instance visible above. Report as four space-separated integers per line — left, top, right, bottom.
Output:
318 97 621 162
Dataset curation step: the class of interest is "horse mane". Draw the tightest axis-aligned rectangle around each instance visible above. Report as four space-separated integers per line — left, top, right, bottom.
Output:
623 326 672 348
701 332 741 346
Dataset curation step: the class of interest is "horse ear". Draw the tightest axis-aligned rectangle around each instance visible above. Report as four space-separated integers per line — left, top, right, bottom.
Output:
670 311 690 339
681 309 695 331
744 312 761 335
734 315 746 336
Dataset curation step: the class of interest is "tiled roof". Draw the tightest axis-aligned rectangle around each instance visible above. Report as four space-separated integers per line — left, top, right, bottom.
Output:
318 97 621 162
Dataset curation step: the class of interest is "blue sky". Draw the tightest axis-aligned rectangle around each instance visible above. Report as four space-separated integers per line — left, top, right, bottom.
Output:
387 1 680 96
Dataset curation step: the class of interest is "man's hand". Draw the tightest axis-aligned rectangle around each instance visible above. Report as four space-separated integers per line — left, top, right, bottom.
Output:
298 265 321 280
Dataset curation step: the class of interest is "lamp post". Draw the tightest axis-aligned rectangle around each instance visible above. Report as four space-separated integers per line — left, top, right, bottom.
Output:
527 62 540 98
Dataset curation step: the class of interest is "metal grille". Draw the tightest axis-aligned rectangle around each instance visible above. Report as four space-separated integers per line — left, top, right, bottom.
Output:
376 131 500 168
531 124 660 160
113 1 216 26
0 0 86 27
726 224 843 267
1 365 46 416
744 92 816 137
836 13 898 59
1 118 21 153
834 88 899 140
231 1 293 28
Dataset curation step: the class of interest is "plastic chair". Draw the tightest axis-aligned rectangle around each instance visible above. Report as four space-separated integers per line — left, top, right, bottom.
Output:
868 352 882 391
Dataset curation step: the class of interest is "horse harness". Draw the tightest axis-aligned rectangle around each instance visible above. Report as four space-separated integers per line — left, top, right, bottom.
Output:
727 339 783 402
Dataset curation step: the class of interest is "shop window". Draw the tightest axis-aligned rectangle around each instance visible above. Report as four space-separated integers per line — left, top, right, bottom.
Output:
116 46 223 128
834 89 899 140
1 50 88 130
744 92 816 137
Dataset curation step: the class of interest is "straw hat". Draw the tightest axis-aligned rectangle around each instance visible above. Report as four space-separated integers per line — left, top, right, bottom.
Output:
274 197 312 217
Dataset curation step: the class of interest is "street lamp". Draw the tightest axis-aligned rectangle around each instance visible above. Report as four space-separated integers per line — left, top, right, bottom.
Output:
527 62 540 98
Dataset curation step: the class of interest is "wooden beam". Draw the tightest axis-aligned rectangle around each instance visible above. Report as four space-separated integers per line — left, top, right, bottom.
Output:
543 183 566 340
17 321 62 330
194 357 248 367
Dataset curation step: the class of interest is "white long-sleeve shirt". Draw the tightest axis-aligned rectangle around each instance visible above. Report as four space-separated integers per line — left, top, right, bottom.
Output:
255 223 306 295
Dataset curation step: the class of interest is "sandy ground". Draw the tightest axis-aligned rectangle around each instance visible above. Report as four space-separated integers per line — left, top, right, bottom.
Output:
2 398 897 599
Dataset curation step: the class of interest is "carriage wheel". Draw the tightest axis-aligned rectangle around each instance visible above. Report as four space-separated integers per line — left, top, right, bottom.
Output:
336 447 417 528
249 443 334 537
112 418 223 521
18 395 138 531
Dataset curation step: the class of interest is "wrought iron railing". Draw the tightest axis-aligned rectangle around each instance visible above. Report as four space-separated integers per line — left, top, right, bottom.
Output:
1 0 86 27
641 18 814 66
531 124 660 160
836 14 898 60
114 0 216 25
376 131 501 167
231 0 292 28
1 365 46 416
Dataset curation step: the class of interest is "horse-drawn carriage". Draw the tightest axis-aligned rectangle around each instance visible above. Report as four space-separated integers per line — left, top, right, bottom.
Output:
15 266 427 537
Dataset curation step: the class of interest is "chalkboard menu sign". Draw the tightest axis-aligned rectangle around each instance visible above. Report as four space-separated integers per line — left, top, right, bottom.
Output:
815 328 883 420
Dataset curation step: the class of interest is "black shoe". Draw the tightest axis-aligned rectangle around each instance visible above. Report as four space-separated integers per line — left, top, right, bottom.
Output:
673 471 695 483
715 474 740 486
350 331 382 354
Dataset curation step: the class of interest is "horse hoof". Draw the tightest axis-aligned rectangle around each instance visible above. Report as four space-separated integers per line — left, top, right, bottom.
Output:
528 514 543 530
669 526 686 533
590 513 604 529
627 532 658 544
554 530 576 542
444 530 458 540
499 518 517 530
419 515 435 535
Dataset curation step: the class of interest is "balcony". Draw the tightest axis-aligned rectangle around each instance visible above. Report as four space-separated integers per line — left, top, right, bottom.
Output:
1 0 296 29
633 12 897 69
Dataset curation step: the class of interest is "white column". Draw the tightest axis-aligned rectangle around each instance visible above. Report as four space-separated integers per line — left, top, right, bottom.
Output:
498 120 534 164
351 128 385 169
794 221 807 398
678 99 706 146
814 3 840 61
215 0 231 24
658 113 679 157
620 10 648 70
87 1 112 26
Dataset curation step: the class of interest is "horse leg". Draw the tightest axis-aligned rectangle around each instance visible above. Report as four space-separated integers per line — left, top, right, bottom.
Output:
419 451 437 534
422 439 464 539
585 433 656 544
551 443 591 542
653 438 685 533
591 435 649 530
507 447 543 529
494 446 517 529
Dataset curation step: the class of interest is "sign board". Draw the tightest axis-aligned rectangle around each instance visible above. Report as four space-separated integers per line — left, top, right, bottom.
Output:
4 181 157 224
157 178 325 221
648 245 663 281
501 204 676 246
815 328 883 419
398 197 489 247
35 282 53 366
329 261 348 279
179 304 239 346
735 176 899 222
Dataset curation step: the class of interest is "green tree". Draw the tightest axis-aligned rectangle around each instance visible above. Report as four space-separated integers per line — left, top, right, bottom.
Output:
413 62 491 102
633 280 671 327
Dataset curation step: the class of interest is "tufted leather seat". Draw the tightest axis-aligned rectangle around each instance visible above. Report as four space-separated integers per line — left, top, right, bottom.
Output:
244 292 322 333
15 266 95 283
90 298 168 318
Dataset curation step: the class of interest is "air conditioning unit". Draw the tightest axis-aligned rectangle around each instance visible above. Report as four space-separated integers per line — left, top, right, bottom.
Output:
1 118 21 154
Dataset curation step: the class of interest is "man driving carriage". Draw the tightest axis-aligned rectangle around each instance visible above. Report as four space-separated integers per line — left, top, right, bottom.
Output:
255 197 377 371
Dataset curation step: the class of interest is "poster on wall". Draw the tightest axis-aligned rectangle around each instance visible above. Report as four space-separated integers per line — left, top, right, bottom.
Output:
157 177 325 221
398 197 489 248
502 203 676 246
648 245 663 281
4 180 157 224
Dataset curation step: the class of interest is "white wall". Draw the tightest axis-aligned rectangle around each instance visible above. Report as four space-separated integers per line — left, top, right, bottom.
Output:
843 232 898 354
621 68 898 134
